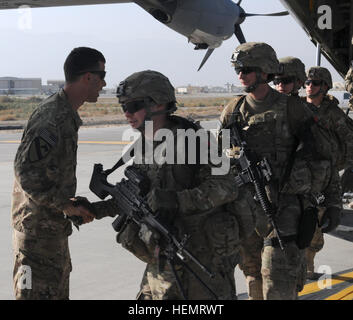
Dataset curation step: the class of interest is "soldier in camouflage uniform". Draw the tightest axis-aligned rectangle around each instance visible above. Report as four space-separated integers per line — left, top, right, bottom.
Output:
273 56 310 285
11 47 106 299
341 63 353 195
301 66 353 278
274 56 306 97
89 70 250 299
218 42 339 300
274 60 342 281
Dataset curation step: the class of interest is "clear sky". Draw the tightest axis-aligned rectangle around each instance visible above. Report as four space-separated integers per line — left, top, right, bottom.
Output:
0 0 343 88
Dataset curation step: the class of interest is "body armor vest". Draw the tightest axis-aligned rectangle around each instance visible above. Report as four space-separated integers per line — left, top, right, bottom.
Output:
225 94 297 189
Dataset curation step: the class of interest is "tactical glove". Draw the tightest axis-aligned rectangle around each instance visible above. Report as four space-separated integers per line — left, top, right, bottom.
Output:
146 188 179 225
319 206 341 233
71 196 96 215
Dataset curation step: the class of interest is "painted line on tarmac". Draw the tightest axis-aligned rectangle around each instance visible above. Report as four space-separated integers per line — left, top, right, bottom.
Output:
0 140 130 145
299 269 353 300
325 284 353 300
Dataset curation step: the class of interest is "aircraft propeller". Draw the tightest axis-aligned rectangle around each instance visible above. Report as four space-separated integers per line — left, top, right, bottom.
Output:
198 1 289 70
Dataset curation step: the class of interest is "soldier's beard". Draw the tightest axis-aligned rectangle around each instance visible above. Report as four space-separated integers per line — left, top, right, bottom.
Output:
244 84 258 93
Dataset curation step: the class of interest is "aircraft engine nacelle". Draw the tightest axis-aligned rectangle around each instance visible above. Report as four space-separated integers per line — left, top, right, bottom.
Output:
137 0 244 49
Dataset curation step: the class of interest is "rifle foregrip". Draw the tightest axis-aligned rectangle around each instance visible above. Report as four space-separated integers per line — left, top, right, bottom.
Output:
112 214 127 232
253 179 272 215
253 179 285 251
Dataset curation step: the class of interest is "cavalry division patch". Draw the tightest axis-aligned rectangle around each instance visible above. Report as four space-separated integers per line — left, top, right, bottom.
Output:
28 128 57 162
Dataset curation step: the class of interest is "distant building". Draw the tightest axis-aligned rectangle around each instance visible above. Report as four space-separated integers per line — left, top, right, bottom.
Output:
0 77 42 95
176 87 188 94
42 79 65 94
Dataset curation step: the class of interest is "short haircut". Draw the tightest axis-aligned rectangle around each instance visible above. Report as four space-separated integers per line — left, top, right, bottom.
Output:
64 47 106 83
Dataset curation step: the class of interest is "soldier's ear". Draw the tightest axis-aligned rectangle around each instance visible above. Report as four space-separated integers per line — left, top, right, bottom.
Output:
79 72 91 83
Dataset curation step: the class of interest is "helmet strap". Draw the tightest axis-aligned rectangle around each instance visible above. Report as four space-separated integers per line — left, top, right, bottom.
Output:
245 71 267 93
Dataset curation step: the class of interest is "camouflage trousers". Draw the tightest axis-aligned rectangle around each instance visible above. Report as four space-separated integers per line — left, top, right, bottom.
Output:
137 256 238 300
305 209 325 274
239 194 306 300
13 230 72 300
239 232 306 300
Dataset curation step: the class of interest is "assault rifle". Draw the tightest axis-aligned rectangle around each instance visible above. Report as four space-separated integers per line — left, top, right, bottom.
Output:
225 122 285 251
89 163 217 299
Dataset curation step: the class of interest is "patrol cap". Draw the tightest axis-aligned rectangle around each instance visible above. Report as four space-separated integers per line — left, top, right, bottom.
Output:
231 42 281 75
278 56 306 84
307 66 332 89
117 70 176 106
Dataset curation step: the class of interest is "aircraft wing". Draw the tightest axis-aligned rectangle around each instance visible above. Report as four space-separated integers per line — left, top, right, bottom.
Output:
0 0 131 9
280 0 352 78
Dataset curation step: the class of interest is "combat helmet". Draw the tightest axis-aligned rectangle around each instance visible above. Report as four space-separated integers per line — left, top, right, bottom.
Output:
307 66 332 89
278 56 306 84
116 70 177 114
231 42 281 77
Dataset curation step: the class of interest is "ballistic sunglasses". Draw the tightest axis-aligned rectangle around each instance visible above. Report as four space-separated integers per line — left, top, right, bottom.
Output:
121 99 149 114
234 67 259 75
305 79 323 87
273 77 295 85
76 70 106 80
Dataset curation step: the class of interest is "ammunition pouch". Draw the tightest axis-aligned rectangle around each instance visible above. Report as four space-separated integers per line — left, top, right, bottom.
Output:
281 159 331 195
116 220 156 264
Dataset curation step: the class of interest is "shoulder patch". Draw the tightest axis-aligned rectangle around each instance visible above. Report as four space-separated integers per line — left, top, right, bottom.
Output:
28 128 57 162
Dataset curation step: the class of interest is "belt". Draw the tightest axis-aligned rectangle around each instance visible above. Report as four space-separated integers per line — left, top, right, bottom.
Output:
263 234 297 248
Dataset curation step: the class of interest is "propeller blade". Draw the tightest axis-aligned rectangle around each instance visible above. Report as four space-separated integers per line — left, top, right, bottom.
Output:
245 11 289 17
197 48 215 71
234 24 246 44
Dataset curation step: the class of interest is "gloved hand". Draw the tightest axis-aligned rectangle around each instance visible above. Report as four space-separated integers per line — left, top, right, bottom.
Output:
319 207 341 233
146 188 179 225
71 196 96 215
63 196 96 228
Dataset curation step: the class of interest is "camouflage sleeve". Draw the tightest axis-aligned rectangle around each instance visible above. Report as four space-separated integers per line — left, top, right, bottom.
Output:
330 106 353 168
322 168 342 209
14 121 75 211
176 165 238 215
90 198 119 219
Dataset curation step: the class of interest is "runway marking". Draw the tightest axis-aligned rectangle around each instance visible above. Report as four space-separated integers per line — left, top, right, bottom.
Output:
325 285 353 300
299 270 353 299
0 140 130 145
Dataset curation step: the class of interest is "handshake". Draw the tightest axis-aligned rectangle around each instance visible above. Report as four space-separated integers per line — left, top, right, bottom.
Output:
62 187 180 228
63 196 96 226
